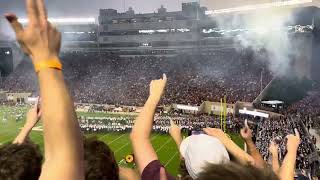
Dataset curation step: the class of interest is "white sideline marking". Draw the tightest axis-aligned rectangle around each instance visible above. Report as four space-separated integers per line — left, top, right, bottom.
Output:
108 134 126 145
115 134 160 153
164 151 179 167
98 133 111 140
18 126 43 132
156 138 171 153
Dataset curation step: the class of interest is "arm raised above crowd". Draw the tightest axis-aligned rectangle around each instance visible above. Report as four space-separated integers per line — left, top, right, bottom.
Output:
269 141 280 175
169 119 183 148
13 105 41 144
5 0 84 179
204 128 255 166
278 129 300 180
130 74 167 174
240 121 266 169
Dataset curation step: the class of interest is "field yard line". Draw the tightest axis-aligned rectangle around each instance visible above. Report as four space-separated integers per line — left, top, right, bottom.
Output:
108 134 127 145
0 131 19 143
0 124 23 135
156 138 172 153
114 133 160 153
164 151 179 167
98 133 112 140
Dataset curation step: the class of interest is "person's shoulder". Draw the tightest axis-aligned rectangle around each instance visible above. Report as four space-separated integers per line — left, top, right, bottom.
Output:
141 160 175 180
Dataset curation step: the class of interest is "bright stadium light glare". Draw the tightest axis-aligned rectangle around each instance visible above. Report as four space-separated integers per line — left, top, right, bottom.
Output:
205 0 313 15
18 18 96 24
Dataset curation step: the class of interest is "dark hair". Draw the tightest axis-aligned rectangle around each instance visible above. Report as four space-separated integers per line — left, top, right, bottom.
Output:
197 162 279 180
0 142 43 180
84 137 119 180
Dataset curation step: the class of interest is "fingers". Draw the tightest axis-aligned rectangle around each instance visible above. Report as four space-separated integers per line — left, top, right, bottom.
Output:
26 0 39 26
36 0 48 27
37 110 42 118
170 119 175 126
294 128 300 138
162 73 167 82
245 119 248 128
203 128 212 135
240 128 245 134
4 13 24 34
34 102 38 110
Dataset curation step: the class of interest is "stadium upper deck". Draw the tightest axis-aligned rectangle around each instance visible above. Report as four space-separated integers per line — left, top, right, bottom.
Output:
6 1 320 54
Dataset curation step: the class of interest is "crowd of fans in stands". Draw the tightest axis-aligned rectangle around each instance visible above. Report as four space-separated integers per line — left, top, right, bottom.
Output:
1 49 272 106
79 114 243 134
255 116 316 173
0 1 319 180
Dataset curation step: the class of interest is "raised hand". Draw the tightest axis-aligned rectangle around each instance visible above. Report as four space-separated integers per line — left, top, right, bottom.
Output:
4 0 61 63
203 128 228 141
240 120 252 141
269 141 279 155
24 103 41 130
286 128 300 152
169 119 182 147
13 103 41 144
149 74 167 104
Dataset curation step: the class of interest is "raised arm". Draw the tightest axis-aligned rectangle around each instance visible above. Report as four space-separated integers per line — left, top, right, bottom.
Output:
13 105 41 144
278 129 300 180
269 141 280 175
169 120 183 148
240 122 265 169
204 128 255 166
5 0 84 179
130 74 167 174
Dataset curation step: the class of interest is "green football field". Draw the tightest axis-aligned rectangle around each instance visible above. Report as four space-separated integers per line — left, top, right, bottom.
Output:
0 105 244 176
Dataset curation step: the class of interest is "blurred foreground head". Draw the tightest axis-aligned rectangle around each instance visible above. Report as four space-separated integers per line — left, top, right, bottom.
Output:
180 134 230 179
198 162 279 180
0 142 42 180
84 137 119 180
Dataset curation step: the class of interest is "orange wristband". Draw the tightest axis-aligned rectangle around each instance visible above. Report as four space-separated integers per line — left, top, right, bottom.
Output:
34 59 62 73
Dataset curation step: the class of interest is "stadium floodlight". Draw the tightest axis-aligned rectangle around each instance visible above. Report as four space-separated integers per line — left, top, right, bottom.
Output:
18 18 96 24
205 0 313 15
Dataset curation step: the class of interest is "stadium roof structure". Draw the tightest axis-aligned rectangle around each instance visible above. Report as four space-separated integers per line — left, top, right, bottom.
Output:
261 100 284 105
18 18 96 25
205 0 316 15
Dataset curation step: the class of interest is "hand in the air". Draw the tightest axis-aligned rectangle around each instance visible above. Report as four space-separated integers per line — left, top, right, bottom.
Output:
169 119 181 140
203 128 228 141
149 74 167 104
269 141 279 155
240 120 252 141
5 0 61 63
286 128 300 152
24 103 41 130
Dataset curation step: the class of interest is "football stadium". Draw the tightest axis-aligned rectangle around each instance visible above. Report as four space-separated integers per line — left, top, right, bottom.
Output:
0 0 320 179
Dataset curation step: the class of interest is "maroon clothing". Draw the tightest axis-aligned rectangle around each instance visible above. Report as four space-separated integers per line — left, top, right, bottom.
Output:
141 160 175 180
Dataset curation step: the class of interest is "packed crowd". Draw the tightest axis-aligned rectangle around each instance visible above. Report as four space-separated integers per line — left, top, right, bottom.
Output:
0 1 317 180
1 49 273 106
288 87 320 128
79 114 243 134
255 117 316 172
79 116 134 132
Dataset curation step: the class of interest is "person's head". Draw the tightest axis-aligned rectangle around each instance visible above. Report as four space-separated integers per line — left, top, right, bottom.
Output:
84 137 119 180
0 142 42 180
180 134 230 179
197 162 279 180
